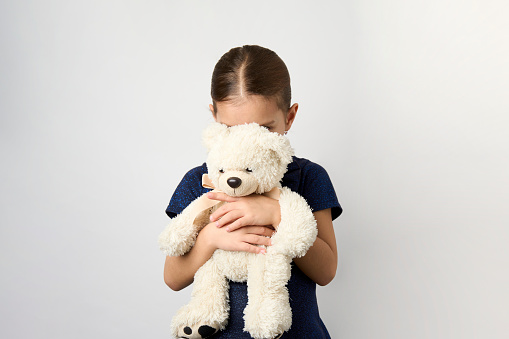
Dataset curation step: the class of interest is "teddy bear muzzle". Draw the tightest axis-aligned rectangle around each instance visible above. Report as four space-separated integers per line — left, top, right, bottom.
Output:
218 171 258 197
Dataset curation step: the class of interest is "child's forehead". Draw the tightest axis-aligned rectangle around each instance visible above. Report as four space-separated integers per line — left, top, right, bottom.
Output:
215 95 285 126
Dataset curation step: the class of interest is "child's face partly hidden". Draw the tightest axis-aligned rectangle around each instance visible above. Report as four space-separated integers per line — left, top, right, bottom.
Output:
210 95 298 135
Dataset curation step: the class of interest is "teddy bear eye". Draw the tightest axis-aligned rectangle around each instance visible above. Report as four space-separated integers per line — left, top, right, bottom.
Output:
219 169 224 173
246 168 253 173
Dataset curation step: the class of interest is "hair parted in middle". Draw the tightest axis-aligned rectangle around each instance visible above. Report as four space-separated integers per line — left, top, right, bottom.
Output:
210 45 291 115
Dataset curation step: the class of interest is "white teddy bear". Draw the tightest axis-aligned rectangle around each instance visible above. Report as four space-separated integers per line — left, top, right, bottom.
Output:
158 122 317 339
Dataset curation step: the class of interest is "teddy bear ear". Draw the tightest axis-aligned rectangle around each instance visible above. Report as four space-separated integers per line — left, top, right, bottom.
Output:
263 131 295 167
202 122 229 151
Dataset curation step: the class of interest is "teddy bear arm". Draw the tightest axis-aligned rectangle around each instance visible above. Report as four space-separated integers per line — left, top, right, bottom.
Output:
158 194 212 257
271 188 318 258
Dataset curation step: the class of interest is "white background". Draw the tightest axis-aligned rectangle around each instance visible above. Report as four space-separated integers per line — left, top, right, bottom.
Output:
1 1 508 338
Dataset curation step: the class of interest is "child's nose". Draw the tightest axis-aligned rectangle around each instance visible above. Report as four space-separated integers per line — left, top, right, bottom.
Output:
227 177 242 188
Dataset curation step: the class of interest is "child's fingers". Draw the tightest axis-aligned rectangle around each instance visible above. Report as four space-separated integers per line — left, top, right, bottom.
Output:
207 192 239 203
237 242 267 255
243 234 272 247
215 210 243 228
243 226 275 238
210 201 236 222
225 217 249 232
213 226 271 254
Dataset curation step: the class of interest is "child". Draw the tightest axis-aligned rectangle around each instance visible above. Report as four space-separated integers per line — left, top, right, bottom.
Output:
164 45 343 338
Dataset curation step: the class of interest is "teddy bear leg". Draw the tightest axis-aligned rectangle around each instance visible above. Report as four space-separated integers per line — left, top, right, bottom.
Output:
243 254 292 339
171 259 229 339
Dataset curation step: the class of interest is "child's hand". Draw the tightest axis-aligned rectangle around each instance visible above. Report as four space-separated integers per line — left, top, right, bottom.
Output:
200 221 274 254
207 192 281 232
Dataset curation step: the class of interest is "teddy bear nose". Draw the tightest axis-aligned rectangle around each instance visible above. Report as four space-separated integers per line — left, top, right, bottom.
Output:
227 177 242 189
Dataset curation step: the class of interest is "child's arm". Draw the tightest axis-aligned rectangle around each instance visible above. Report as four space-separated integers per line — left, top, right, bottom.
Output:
293 209 337 286
163 222 273 291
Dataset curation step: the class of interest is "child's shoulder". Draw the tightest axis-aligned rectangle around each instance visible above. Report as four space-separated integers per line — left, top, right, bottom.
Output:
176 163 210 193
166 163 209 218
285 156 343 220
181 162 208 182
290 156 328 173
286 156 331 184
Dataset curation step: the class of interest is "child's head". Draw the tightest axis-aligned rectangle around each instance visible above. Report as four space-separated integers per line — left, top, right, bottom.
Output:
209 45 298 135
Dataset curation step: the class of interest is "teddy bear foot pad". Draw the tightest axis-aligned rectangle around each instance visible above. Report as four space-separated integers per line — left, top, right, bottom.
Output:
178 323 218 339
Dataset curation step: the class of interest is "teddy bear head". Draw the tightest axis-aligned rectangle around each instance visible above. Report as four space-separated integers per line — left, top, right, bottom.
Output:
202 122 294 197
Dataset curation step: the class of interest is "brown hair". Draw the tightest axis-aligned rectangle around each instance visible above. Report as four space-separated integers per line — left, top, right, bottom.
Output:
210 45 291 114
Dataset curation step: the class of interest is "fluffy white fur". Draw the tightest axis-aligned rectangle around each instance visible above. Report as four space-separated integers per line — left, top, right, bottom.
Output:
158 123 317 339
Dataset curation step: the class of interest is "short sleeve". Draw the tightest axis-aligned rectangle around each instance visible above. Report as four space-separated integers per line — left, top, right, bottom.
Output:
165 164 209 218
300 162 343 221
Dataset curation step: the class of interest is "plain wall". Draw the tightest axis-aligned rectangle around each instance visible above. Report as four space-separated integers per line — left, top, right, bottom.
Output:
1 1 507 338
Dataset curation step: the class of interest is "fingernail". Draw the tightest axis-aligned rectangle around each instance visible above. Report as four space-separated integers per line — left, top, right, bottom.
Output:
216 221 220 227
226 227 230 232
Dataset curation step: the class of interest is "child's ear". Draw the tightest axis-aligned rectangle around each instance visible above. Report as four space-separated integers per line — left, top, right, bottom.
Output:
209 104 216 119
202 122 229 151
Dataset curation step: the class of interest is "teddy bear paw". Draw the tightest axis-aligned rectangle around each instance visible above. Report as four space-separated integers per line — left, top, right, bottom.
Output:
177 322 219 339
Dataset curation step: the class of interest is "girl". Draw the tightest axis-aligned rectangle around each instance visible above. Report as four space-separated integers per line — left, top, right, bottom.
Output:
164 45 343 338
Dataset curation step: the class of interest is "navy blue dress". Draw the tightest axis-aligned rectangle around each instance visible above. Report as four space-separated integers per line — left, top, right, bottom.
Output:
166 157 342 338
